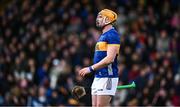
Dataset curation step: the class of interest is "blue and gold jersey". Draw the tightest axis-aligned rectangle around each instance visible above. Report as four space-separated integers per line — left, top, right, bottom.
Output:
94 28 121 78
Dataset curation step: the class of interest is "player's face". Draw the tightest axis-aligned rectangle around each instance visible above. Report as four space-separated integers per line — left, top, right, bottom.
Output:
96 14 107 27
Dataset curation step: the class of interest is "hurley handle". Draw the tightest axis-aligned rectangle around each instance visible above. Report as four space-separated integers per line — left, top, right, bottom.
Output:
117 81 136 90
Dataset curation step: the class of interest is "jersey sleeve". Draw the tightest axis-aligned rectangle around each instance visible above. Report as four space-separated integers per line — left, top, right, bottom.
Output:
106 32 120 45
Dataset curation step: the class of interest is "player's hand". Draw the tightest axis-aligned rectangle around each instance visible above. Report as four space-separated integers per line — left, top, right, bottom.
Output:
79 67 90 77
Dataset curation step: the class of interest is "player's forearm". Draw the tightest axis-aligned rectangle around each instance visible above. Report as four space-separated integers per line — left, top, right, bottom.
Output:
91 56 114 71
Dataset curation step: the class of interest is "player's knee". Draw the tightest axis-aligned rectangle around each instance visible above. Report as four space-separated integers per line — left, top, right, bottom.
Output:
97 102 109 107
92 101 96 107
92 104 96 107
97 97 111 107
92 99 97 106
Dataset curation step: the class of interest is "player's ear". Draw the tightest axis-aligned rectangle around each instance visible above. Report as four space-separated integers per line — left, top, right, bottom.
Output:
104 17 111 25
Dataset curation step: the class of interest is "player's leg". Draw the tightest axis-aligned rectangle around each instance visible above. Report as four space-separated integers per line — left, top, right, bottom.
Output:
92 95 97 107
97 95 112 106
96 78 118 106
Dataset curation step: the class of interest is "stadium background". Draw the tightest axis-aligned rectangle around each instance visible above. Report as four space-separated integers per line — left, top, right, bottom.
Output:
0 0 179 106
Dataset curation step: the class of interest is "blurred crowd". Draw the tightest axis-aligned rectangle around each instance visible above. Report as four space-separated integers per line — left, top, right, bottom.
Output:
0 0 179 106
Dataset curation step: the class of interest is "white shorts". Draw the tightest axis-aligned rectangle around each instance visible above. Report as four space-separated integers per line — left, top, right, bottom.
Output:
91 77 119 96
